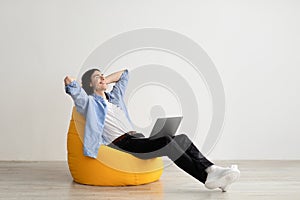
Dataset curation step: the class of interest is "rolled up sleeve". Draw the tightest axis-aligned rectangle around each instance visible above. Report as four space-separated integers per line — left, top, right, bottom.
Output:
110 69 129 98
65 80 89 115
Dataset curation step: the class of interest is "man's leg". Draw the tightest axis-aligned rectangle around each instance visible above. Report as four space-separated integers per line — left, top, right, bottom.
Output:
171 134 214 170
108 133 213 184
165 134 241 191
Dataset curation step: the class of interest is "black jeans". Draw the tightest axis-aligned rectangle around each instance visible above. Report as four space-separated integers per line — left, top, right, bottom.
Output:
108 133 214 184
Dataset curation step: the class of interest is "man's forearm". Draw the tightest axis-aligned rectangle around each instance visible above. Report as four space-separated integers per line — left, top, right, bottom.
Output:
64 79 89 115
105 69 126 84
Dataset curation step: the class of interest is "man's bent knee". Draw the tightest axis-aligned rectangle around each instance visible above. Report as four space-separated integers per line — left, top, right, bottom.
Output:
173 134 192 150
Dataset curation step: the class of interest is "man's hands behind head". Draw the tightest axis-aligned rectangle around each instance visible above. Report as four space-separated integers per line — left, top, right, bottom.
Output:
64 76 75 86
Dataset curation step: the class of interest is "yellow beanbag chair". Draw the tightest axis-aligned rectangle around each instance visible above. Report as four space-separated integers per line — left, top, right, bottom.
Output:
67 107 164 186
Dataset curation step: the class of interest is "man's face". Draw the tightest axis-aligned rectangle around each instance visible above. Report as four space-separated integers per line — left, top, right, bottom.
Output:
90 70 107 92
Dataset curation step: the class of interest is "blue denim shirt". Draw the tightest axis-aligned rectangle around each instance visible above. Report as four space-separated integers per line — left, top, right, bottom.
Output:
65 69 133 158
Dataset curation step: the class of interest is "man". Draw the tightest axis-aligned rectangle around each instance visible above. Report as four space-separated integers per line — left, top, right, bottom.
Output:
64 68 240 192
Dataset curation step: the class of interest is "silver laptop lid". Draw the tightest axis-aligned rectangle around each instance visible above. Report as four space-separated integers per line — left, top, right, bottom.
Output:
149 116 183 138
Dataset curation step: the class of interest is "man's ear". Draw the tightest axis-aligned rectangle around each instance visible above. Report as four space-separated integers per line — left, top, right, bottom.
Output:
89 82 92 87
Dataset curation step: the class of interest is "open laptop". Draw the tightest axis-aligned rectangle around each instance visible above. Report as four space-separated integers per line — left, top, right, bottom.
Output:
145 116 183 139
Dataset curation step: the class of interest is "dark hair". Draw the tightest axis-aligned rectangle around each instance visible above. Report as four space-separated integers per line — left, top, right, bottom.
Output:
81 68 100 95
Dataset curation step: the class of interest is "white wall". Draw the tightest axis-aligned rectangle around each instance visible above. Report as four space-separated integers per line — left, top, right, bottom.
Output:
0 0 299 160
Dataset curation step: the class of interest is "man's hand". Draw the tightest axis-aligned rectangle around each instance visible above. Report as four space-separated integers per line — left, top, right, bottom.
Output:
64 76 75 86
105 69 126 85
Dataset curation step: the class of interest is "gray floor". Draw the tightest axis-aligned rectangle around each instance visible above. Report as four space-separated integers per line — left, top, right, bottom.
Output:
1 160 300 200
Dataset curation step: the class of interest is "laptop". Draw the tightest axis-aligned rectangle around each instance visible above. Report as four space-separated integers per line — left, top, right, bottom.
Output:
144 116 183 139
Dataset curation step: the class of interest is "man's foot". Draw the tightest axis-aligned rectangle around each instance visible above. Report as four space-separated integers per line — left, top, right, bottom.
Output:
204 164 240 192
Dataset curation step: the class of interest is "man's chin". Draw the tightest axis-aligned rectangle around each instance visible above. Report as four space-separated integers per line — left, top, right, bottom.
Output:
95 87 107 91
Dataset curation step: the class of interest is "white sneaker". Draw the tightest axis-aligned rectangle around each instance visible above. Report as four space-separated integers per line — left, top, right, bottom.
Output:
205 164 240 192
